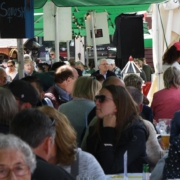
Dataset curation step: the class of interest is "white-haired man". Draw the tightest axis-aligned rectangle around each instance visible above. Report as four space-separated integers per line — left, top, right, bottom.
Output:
107 59 122 79
91 59 116 79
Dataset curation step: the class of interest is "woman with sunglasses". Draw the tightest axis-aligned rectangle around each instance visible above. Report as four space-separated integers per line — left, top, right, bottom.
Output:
6 60 18 81
86 85 148 174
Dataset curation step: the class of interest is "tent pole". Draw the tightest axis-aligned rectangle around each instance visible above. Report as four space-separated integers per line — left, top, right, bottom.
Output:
67 41 70 60
153 4 161 90
55 5 59 62
164 10 173 51
90 11 98 70
17 39 24 79
86 48 89 67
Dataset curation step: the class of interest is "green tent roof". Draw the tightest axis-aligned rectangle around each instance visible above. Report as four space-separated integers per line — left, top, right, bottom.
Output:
34 0 164 9
34 5 150 37
34 1 159 48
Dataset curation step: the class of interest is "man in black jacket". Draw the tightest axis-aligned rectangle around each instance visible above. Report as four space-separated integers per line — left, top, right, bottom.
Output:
10 108 74 180
91 59 116 79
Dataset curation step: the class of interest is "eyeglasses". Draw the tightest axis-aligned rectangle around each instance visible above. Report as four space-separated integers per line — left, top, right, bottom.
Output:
50 54 54 56
0 164 29 179
100 63 109 66
94 95 113 103
7 65 14 68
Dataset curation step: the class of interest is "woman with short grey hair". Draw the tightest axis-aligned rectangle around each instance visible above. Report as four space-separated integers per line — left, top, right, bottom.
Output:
163 66 180 89
0 134 36 179
151 66 180 122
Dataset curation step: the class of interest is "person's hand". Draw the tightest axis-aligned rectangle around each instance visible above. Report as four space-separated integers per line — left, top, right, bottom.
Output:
103 114 116 127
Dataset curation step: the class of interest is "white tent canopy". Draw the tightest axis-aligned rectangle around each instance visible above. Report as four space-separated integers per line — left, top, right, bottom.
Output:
148 1 180 104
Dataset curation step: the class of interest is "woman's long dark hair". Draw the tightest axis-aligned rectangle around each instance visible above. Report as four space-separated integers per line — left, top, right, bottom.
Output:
96 85 140 144
163 45 180 65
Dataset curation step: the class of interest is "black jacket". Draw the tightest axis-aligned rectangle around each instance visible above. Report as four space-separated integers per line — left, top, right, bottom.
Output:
86 119 148 174
170 111 180 144
0 123 9 134
32 156 75 180
91 70 116 79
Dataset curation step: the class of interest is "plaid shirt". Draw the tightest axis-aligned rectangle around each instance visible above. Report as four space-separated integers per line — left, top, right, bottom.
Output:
113 66 122 79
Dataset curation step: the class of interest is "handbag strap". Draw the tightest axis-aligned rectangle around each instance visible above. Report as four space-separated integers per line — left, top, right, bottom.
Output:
71 151 79 178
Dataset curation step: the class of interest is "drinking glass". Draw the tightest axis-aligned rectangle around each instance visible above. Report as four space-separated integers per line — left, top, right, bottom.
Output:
157 119 171 151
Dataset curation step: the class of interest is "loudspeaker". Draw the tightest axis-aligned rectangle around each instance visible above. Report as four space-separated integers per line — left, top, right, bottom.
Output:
113 14 144 69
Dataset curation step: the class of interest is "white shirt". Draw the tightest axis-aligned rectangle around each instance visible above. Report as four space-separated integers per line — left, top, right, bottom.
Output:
172 61 180 69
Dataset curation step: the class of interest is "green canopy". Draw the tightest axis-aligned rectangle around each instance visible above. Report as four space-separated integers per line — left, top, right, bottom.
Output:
34 5 150 37
34 1 157 47
34 0 164 9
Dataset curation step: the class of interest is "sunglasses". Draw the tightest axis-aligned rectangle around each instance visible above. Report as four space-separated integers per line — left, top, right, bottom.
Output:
94 95 113 103
50 54 54 56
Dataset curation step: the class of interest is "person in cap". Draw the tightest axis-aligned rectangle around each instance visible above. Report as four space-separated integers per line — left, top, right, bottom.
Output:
9 80 39 111
10 108 75 180
107 59 122 79
21 76 53 107
91 59 116 79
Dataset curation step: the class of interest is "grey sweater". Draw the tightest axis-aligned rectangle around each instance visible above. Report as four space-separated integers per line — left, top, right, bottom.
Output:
59 148 106 180
58 98 95 145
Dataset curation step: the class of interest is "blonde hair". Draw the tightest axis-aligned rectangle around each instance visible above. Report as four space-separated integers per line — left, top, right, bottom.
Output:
24 59 34 66
134 59 143 67
38 106 77 165
72 76 102 100
163 66 180 89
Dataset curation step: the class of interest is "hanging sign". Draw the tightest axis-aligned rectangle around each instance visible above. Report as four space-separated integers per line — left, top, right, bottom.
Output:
86 12 110 46
0 0 34 38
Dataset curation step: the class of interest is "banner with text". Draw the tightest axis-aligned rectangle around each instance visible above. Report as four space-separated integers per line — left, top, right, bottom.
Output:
0 0 34 38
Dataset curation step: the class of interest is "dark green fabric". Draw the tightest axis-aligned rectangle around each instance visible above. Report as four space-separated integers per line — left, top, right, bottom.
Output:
34 0 164 8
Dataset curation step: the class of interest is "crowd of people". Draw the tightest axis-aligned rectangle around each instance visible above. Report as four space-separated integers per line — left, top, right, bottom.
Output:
0 42 180 180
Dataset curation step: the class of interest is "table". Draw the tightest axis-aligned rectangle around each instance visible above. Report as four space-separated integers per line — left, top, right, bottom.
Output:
106 173 143 180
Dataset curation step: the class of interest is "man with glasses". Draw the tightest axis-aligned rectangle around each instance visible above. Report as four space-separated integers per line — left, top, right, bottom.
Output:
45 65 78 109
10 108 74 180
91 59 116 79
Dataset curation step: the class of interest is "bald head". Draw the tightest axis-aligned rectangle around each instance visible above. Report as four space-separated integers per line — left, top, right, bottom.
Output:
102 76 125 87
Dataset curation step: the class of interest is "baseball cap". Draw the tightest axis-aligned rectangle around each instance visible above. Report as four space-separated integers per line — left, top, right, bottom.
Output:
9 80 39 106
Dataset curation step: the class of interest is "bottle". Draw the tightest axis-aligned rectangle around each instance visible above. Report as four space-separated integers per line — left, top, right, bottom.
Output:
142 164 149 180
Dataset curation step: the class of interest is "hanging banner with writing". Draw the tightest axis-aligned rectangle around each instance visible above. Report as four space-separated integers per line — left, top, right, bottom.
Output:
0 0 34 38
